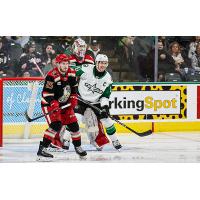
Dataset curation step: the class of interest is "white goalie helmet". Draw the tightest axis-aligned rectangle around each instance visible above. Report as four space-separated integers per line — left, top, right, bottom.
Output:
72 38 87 58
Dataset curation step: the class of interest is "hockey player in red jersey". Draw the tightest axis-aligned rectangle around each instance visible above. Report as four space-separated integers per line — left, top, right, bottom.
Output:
37 54 87 160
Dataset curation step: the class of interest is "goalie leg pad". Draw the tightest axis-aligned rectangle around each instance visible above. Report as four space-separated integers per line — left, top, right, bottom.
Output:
59 126 69 143
84 108 99 142
84 108 109 148
84 108 99 133
58 125 71 150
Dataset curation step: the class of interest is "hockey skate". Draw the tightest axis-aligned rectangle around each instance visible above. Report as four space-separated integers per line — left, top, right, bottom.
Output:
112 140 122 151
37 142 53 161
74 146 87 159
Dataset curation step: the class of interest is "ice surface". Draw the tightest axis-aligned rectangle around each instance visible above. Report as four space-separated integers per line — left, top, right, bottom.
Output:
1 132 200 163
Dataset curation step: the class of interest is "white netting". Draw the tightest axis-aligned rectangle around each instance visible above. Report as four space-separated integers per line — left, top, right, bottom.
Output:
3 79 47 139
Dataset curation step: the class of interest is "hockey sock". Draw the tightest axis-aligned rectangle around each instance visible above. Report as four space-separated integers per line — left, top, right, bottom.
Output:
108 133 118 142
72 139 81 147
42 137 52 148
106 125 116 136
71 131 81 147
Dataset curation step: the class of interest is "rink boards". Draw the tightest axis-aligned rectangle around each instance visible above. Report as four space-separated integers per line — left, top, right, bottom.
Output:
3 121 200 138
2 81 200 138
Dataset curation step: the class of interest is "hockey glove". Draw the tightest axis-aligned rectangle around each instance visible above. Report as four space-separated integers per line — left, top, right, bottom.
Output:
101 105 110 118
50 100 60 111
69 94 78 108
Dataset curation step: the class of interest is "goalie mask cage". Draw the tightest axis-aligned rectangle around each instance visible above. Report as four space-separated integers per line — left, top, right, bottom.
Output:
0 77 46 147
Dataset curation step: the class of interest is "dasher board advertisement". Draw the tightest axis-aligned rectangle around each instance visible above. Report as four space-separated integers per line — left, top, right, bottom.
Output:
109 90 180 115
110 85 187 120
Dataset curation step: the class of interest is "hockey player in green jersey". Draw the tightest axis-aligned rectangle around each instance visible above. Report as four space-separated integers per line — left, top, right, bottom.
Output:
74 54 122 150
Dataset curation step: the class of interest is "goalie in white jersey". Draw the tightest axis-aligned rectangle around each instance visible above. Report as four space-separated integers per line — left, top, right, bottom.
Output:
74 54 122 150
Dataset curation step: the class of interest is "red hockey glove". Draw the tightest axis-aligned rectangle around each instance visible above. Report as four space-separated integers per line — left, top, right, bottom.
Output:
50 100 59 111
69 94 78 108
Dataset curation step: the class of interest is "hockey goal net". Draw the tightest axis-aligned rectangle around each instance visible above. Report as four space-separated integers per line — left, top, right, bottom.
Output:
0 77 47 147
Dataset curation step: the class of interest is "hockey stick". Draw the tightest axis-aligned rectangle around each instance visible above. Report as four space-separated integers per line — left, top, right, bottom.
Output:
25 103 71 122
77 97 152 137
31 58 45 77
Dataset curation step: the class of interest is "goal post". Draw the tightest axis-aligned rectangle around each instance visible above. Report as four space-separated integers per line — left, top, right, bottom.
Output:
0 77 47 147
0 78 3 147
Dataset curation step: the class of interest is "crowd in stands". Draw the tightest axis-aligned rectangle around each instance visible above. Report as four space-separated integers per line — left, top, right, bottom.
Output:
156 36 200 82
118 36 200 82
1 36 200 82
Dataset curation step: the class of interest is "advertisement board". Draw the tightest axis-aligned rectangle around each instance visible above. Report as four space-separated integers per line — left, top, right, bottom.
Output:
3 82 200 124
110 84 187 121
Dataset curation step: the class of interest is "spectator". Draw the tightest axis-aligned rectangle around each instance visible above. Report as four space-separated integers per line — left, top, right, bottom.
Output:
169 41 193 81
41 43 56 75
188 36 200 59
132 36 154 81
54 36 74 54
22 71 31 77
87 39 101 59
119 36 135 62
190 43 200 72
158 36 170 49
157 40 176 81
0 37 12 77
18 41 43 77
11 36 30 48
147 40 175 81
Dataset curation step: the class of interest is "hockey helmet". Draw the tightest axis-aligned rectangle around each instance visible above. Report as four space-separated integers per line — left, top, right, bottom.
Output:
95 54 109 72
55 54 70 63
95 54 108 63
72 38 87 58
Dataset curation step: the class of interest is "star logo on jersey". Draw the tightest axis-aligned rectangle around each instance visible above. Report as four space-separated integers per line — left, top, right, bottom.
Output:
85 83 103 94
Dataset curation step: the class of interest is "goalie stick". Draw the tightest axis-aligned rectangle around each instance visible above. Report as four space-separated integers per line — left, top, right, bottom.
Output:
77 97 152 137
25 103 71 122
